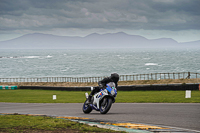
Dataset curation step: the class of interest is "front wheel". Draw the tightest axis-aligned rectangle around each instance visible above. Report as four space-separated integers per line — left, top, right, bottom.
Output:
100 97 112 114
82 100 92 114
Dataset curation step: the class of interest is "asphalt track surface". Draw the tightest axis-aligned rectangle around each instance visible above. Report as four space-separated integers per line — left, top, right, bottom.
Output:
0 103 199 132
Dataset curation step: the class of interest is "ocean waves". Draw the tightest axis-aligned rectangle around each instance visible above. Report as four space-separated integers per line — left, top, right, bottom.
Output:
0 48 200 78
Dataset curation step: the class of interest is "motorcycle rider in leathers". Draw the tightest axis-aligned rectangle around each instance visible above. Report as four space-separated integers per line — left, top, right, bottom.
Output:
88 73 119 102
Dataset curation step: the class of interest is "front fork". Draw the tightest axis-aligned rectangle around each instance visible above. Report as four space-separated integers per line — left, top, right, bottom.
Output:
101 97 107 106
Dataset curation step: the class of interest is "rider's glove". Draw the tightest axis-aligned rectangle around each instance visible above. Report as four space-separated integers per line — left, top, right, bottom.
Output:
99 84 103 89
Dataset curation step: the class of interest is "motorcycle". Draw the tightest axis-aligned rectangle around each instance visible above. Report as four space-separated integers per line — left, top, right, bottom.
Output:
82 82 117 114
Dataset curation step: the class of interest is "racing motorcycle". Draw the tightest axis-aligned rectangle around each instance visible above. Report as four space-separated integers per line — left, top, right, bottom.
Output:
82 82 117 114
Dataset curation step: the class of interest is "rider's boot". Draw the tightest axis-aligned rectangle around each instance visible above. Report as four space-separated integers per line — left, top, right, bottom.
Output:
87 94 92 104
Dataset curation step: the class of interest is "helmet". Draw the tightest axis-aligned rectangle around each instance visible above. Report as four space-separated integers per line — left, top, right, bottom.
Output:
110 73 119 82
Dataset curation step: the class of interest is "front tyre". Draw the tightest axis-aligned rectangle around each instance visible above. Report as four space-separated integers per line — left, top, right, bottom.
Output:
100 97 112 114
82 100 92 114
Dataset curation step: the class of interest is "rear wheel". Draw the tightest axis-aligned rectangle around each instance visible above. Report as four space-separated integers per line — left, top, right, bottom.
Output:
82 100 92 114
100 97 112 114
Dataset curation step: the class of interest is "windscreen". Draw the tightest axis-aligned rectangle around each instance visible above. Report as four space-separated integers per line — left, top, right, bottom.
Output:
106 82 116 88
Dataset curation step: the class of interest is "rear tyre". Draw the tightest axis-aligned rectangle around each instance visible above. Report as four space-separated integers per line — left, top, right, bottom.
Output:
100 97 112 114
82 99 92 114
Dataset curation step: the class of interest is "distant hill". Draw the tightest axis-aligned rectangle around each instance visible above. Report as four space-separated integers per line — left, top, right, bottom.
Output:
0 32 199 49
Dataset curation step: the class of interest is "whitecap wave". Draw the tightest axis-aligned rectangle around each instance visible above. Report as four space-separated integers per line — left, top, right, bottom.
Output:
23 56 40 59
0 55 52 59
46 55 52 58
145 63 158 66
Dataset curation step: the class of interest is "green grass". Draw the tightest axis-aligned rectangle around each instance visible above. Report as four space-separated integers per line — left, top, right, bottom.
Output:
118 91 200 103
0 89 86 103
0 114 123 132
0 89 200 103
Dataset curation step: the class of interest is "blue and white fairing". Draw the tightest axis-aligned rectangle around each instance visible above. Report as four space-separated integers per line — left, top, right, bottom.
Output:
92 82 117 109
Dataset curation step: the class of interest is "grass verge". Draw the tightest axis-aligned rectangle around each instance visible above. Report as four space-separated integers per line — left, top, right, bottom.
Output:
0 114 123 133
0 90 199 103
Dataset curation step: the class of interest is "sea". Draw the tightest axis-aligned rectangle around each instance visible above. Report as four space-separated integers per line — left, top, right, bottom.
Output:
0 48 200 78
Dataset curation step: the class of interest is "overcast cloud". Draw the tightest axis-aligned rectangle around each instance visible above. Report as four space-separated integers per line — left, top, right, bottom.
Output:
0 0 200 42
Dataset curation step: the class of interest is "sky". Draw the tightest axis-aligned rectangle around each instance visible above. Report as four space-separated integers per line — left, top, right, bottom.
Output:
0 0 200 42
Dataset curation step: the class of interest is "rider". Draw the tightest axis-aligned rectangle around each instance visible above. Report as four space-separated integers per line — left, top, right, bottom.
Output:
88 73 119 102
